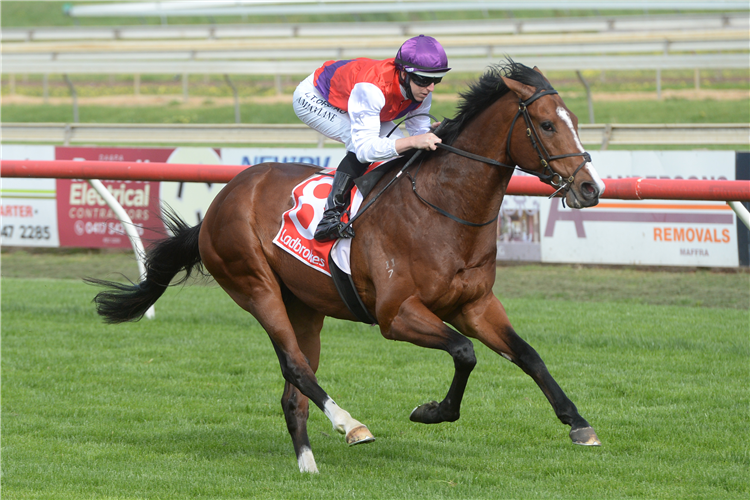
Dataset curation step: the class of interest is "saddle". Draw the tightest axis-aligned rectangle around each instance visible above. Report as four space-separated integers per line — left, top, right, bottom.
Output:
273 155 409 325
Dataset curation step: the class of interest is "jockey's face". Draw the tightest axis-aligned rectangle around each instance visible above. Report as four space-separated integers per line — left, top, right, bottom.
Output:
401 71 435 102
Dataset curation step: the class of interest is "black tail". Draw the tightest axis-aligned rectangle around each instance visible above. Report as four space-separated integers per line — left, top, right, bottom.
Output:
84 210 205 323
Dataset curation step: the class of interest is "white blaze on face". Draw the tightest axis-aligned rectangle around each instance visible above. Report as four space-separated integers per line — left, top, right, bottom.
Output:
556 107 606 195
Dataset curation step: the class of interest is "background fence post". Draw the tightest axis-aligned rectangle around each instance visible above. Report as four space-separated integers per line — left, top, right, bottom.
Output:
576 70 595 123
224 74 241 123
63 74 79 123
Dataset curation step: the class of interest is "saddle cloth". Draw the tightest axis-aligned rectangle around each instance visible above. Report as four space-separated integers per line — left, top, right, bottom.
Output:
272 167 369 276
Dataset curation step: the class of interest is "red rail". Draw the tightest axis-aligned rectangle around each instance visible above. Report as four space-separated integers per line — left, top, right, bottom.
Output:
507 175 750 201
0 159 241 184
2 159 749 202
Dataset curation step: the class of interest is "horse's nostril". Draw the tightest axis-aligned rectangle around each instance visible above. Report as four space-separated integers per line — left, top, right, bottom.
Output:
581 182 598 198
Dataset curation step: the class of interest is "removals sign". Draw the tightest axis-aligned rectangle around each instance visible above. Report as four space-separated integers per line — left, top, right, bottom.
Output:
539 151 740 267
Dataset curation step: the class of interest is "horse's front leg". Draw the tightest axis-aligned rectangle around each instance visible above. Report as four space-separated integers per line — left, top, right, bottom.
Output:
451 294 600 446
381 296 477 424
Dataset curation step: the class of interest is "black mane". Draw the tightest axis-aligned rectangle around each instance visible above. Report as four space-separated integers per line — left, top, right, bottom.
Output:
436 59 554 146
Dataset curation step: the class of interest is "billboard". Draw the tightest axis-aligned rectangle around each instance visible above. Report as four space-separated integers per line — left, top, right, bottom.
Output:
538 151 739 267
1 145 59 247
54 147 169 248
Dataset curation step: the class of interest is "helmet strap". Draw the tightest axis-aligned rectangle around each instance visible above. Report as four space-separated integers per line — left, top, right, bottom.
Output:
399 71 416 102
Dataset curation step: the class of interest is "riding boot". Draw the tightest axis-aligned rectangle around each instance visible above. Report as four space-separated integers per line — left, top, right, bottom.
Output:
314 170 356 241
314 152 367 242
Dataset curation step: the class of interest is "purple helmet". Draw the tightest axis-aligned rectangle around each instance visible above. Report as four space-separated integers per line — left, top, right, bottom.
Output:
395 35 451 78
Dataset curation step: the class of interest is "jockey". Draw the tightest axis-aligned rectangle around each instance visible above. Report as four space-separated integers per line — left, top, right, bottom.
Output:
293 34 451 242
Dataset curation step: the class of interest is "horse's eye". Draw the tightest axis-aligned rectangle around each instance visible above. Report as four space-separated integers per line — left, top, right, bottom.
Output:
541 121 555 132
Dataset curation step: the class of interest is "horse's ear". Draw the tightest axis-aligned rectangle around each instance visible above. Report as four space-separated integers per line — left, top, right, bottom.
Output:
501 76 535 101
533 66 551 84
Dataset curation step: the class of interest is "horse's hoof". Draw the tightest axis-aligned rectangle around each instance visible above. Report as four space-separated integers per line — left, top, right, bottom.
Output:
346 425 375 446
409 401 441 424
570 426 601 446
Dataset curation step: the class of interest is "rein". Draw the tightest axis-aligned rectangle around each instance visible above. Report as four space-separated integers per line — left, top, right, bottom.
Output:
342 89 592 230
436 89 591 196
408 156 499 227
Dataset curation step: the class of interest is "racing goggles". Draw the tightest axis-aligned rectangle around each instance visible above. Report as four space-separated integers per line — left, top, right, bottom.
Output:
410 73 443 87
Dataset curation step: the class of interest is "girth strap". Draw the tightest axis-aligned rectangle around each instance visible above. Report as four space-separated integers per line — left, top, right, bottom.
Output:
329 249 377 325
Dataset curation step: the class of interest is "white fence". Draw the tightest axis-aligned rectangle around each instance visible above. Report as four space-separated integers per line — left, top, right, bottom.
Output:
4 11 747 124
3 123 748 148
61 0 750 20
5 28 748 73
4 12 748 42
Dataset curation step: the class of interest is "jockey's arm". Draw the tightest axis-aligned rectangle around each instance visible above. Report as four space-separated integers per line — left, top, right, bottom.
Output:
348 83 441 163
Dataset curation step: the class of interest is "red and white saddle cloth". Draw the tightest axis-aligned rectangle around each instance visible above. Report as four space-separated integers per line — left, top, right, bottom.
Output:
273 165 381 276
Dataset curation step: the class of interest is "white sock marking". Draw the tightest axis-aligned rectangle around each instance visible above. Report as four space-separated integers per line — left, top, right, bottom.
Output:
323 398 363 436
297 446 318 473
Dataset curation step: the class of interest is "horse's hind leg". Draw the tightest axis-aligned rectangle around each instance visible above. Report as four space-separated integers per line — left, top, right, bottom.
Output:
453 294 600 446
280 292 324 473
282 381 316 472
221 276 374 444
208 256 373 457
280 291 377 472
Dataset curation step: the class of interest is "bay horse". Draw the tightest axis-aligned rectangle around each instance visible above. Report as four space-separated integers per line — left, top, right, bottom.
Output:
88 61 605 473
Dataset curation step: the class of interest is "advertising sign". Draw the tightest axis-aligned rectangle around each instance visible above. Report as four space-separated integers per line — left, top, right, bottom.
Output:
220 147 345 170
159 147 346 226
54 147 169 248
1 145 743 268
0 145 59 247
539 151 738 267
497 173 542 261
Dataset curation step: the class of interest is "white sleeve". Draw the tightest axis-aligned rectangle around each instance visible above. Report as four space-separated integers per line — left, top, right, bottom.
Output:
405 92 432 137
347 82 399 163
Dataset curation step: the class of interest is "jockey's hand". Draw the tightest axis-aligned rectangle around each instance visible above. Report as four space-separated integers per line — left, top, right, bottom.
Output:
412 132 442 151
430 121 442 131
395 132 442 155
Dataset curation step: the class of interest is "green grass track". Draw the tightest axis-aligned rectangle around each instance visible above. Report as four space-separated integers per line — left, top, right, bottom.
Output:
2 271 748 499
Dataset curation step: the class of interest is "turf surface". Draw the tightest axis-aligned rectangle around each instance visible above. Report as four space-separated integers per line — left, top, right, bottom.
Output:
2 260 748 499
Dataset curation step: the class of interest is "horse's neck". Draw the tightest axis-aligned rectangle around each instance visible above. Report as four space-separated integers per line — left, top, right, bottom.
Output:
427 96 516 227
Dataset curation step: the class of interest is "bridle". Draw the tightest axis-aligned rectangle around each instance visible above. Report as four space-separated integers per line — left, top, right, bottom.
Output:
344 87 593 230
507 88 592 197
437 88 591 199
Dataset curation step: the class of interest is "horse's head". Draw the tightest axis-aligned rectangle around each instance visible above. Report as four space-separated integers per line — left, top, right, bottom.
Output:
501 69 605 208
